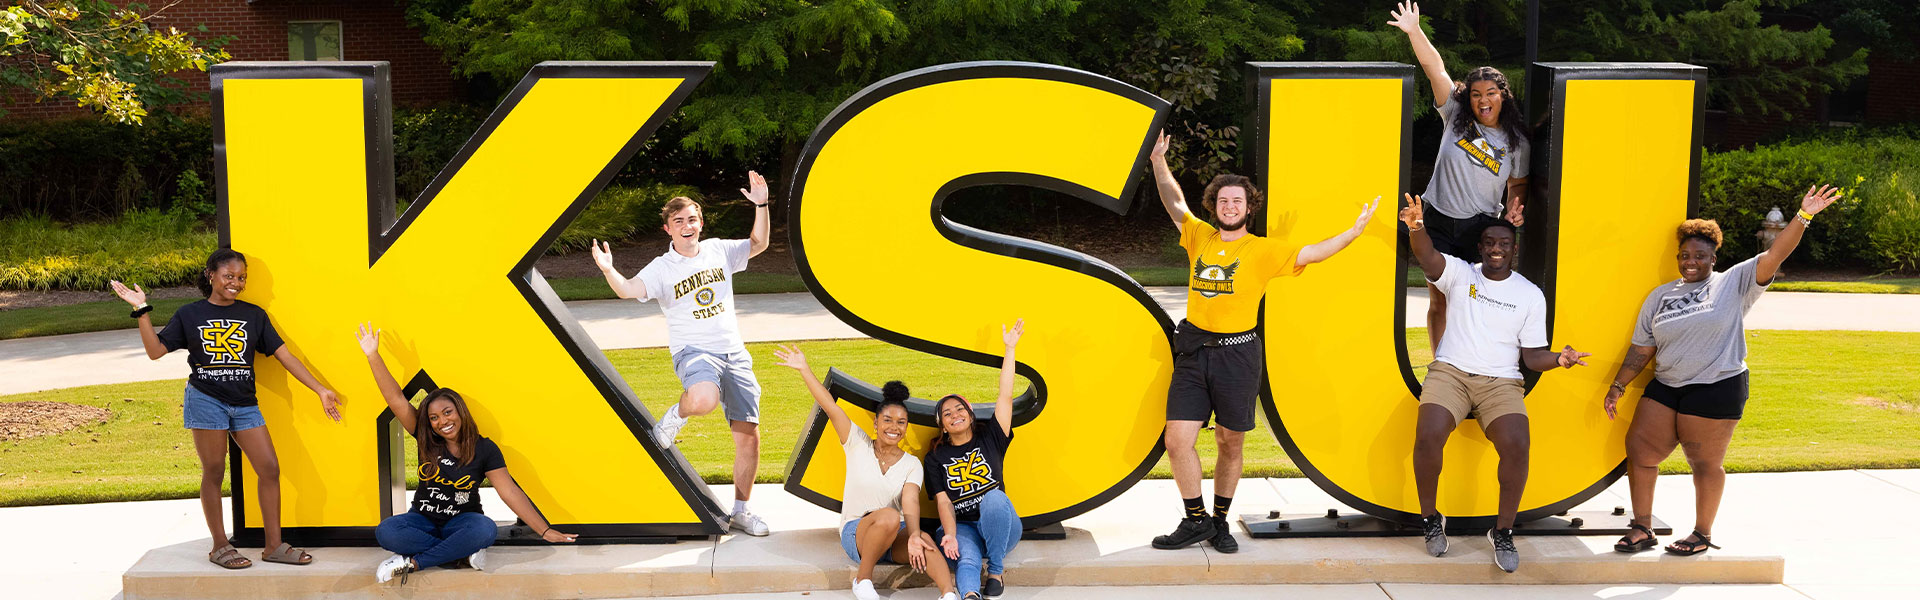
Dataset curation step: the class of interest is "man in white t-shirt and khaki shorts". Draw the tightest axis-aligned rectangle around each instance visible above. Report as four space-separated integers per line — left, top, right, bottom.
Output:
1399 193 1590 573
590 171 775 536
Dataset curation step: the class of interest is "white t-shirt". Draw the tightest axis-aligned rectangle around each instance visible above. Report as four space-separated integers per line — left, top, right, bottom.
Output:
839 427 923 526
634 238 752 355
1430 254 1548 379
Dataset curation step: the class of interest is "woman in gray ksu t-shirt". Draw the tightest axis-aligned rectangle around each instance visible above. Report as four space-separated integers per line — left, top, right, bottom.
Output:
1390 1 1532 352
1599 184 1844 557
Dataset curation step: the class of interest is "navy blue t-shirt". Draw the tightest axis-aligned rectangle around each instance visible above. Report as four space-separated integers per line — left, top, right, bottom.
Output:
156 300 284 407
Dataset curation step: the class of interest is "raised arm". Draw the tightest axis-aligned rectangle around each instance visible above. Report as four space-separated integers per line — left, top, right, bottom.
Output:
773 344 853 443
741 170 772 257
487 468 578 543
1148 132 1194 232
357 323 416 433
1296 196 1380 267
590 240 648 300
994 320 1022 437
273 345 343 422
1522 344 1590 373
1399 194 1447 278
109 280 169 360
1602 344 1656 420
1390 1 1454 107
1755 184 1841 285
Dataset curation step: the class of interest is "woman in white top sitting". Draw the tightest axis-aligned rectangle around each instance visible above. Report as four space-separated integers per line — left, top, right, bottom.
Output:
775 346 957 600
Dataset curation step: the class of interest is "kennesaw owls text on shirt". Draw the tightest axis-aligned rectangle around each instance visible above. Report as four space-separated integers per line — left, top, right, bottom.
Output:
1455 136 1508 176
674 267 730 319
1651 285 1714 327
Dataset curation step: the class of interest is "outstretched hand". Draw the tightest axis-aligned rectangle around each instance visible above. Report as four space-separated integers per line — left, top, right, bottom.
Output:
108 280 147 308
1002 319 1025 349
1350 196 1381 234
740 170 769 206
1504 194 1525 227
356 322 381 357
772 344 810 372
318 389 343 422
1388 1 1422 35
906 532 933 571
1399 193 1426 230
1801 184 1841 216
1150 132 1171 164
590 239 617 273
941 532 960 560
1557 345 1591 369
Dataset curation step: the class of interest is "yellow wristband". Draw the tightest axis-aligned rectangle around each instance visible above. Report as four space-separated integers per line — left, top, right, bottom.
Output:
1796 209 1815 222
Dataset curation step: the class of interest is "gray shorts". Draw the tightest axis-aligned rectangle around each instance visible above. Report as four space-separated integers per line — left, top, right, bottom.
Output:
672 347 761 424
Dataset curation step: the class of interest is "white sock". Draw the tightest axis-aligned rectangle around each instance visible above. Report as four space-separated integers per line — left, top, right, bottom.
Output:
662 404 683 425
733 499 749 515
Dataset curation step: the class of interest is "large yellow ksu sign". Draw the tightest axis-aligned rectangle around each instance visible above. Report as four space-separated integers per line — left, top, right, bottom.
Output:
215 60 1700 543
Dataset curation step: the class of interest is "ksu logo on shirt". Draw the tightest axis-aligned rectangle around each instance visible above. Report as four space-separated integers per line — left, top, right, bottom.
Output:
1455 136 1506 176
198 320 249 365
1191 255 1240 298
1468 283 1521 312
943 448 997 495
1652 285 1714 327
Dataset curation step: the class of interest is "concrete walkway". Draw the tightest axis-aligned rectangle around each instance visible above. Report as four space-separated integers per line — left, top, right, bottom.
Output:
5 470 1915 599
4 288 1919 395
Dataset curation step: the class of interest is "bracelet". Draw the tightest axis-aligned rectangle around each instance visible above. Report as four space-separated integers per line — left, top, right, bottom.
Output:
1796 209 1815 222
131 304 154 319
753 202 768 208
1609 381 1627 392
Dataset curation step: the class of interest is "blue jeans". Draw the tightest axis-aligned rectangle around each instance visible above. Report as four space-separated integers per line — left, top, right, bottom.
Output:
936 489 1022 596
375 511 497 569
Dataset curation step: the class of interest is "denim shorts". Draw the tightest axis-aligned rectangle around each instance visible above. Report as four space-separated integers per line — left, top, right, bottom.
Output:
182 384 265 431
672 347 762 423
839 517 901 564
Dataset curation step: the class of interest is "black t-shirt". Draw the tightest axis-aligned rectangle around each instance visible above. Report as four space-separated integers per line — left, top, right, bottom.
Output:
412 437 507 523
156 300 284 407
924 422 1013 522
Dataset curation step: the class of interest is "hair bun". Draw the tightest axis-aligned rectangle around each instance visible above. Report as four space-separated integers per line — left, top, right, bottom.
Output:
882 380 909 403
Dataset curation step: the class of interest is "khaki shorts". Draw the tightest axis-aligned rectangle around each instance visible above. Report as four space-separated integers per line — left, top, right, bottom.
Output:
1420 361 1527 425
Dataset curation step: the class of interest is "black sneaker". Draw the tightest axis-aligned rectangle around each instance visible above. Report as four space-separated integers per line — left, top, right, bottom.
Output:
1421 514 1448 557
983 577 1004 597
1488 528 1519 573
1151 516 1216 550
1209 515 1239 553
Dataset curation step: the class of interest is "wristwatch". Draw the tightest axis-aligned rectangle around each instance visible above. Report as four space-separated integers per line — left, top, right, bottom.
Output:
131 303 154 319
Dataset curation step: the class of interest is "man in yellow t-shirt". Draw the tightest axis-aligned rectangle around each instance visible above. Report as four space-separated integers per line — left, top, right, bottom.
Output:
1146 132 1379 553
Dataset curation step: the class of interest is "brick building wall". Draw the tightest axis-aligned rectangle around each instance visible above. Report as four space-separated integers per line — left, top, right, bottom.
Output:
1865 54 1920 125
1 0 458 121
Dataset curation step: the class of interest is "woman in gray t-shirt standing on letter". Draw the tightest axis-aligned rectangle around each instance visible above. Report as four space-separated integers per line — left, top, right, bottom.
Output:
1601 184 1842 556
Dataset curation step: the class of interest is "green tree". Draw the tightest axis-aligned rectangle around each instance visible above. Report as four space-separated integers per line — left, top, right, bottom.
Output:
405 0 1303 187
0 1 228 124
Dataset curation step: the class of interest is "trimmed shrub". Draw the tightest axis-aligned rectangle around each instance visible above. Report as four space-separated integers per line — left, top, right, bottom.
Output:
1700 127 1920 272
0 210 217 291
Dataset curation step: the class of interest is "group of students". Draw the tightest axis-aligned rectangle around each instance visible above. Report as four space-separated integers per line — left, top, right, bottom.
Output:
106 0 1833 591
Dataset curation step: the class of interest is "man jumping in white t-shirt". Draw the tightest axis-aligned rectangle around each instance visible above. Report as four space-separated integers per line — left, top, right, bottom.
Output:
590 171 774 536
1399 193 1589 572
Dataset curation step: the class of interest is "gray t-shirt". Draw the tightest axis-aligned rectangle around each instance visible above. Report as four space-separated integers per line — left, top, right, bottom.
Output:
1632 256 1772 386
1423 100 1529 220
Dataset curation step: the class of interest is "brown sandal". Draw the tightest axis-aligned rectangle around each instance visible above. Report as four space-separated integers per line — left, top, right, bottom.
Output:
261 542 314 565
208 545 252 569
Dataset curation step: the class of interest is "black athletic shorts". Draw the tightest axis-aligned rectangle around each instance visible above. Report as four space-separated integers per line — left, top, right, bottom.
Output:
1642 371 1749 420
1166 320 1263 432
1424 209 1503 264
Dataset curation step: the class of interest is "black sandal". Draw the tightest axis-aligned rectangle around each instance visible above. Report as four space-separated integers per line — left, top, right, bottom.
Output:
1664 530 1720 556
1614 522 1658 553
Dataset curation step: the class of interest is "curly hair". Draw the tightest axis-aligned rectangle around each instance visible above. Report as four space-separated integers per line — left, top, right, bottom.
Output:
1677 219 1723 250
1200 174 1262 221
1449 67 1529 147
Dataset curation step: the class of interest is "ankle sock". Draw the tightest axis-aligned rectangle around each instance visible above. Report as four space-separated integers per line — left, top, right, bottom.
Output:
733 499 749 515
1183 496 1207 519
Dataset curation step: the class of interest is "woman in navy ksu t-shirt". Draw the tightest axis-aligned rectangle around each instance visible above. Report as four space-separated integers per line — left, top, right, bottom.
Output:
110 249 342 570
925 320 1025 600
356 324 577 584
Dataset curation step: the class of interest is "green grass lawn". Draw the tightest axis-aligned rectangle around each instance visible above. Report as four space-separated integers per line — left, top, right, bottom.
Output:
5 331 1917 507
1771 277 1920 294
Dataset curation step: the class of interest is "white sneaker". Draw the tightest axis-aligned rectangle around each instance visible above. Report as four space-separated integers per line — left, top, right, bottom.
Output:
652 412 685 450
374 554 413 583
468 547 486 571
852 579 879 600
730 509 770 536
938 593 959 600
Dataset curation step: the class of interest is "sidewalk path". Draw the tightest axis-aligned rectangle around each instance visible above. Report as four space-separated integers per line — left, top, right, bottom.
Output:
3 288 1917 395
3 470 1915 600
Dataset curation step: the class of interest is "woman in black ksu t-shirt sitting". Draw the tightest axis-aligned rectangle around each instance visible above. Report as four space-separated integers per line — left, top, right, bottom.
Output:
925 320 1025 600
355 324 577 584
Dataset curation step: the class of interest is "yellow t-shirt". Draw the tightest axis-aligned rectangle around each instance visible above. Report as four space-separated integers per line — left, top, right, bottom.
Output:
1179 213 1304 333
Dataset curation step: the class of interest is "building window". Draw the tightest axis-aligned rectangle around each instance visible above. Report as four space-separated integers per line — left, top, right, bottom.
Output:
288 21 343 61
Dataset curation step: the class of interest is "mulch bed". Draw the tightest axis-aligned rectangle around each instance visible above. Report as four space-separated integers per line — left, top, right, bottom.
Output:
0 401 112 441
